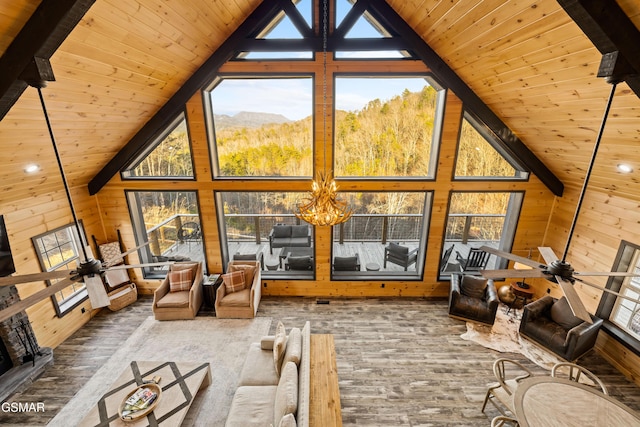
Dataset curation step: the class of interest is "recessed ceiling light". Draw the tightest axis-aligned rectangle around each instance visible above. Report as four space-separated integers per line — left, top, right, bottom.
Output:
617 164 633 173
24 164 40 173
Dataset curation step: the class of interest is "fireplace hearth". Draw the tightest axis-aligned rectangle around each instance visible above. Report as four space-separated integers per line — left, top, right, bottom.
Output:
0 285 53 402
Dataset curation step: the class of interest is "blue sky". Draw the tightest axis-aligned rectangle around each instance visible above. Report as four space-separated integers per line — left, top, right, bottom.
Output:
210 0 430 121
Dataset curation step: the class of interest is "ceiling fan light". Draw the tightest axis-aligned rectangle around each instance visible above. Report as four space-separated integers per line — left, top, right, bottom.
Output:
617 163 633 173
24 164 40 173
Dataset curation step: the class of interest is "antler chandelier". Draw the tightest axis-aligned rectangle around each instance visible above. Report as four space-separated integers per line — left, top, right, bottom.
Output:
295 0 352 226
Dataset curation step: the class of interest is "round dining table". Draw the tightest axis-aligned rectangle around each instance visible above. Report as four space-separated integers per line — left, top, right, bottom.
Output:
514 376 640 427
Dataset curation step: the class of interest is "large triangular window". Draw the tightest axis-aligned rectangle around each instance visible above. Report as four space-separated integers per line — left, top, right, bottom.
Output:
122 114 194 179
454 112 528 179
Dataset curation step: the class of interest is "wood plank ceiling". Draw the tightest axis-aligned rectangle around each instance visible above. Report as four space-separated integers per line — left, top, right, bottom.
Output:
0 0 639 206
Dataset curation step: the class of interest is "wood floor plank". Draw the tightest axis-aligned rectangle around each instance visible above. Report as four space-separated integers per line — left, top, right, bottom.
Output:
1 296 639 426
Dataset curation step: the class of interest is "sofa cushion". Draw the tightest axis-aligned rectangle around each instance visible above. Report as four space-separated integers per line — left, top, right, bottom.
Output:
279 413 297 427
388 242 408 254
155 291 189 308
238 342 280 386
169 268 193 292
274 361 298 427
222 270 246 293
273 225 291 238
225 385 277 427
273 321 287 376
290 225 308 238
460 276 487 299
218 288 250 307
287 256 312 270
283 327 302 366
230 263 256 287
550 297 583 330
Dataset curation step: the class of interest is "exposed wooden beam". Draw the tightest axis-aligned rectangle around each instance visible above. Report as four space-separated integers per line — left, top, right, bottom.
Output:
557 0 640 96
367 0 564 196
0 0 96 120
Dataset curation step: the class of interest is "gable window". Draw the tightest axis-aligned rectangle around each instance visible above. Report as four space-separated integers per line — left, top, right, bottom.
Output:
334 76 443 178
454 112 528 180
32 223 88 317
597 241 640 355
122 114 194 179
206 77 313 178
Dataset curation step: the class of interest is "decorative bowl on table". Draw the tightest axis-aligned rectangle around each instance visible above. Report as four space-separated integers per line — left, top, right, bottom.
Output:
118 383 162 422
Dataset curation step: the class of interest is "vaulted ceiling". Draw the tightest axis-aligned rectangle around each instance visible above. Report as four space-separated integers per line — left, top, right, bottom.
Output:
1 0 639 206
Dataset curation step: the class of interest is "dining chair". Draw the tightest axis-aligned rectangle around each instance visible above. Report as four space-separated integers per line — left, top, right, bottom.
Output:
482 358 533 416
551 362 609 395
491 415 519 427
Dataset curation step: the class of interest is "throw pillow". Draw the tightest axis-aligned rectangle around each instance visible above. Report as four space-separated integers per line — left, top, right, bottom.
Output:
550 297 583 330
388 242 408 254
99 241 123 267
460 275 487 299
273 225 290 238
273 321 287 376
273 361 298 427
222 270 245 293
230 263 256 287
291 225 308 237
169 269 193 292
279 413 297 427
283 327 302 366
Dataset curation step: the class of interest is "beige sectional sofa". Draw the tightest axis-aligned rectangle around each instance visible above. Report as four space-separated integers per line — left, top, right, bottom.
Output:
226 321 311 427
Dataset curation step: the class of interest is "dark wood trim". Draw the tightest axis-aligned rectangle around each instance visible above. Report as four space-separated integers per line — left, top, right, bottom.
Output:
366 0 563 196
88 0 286 195
0 0 96 120
557 0 640 96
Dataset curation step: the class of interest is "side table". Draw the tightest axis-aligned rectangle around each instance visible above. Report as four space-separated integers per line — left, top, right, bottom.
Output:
507 282 534 316
202 274 223 310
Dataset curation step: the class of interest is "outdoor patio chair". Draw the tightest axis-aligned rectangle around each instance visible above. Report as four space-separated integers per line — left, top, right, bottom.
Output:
332 254 361 271
440 245 456 272
234 251 265 270
455 247 490 273
383 242 418 271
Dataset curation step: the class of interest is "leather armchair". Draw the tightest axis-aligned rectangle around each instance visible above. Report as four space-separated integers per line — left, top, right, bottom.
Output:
519 295 603 361
448 274 499 325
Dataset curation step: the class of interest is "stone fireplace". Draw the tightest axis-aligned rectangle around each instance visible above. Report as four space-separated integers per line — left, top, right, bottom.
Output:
0 285 53 402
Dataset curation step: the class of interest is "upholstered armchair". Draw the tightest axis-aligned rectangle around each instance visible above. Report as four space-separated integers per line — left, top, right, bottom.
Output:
215 260 261 318
152 261 203 321
448 274 499 325
383 242 418 270
519 296 603 361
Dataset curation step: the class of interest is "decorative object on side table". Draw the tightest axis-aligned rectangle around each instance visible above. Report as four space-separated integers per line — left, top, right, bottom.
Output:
202 274 222 311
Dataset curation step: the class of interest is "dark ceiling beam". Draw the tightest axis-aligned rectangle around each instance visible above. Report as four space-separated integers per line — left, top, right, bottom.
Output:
367 0 564 196
88 0 285 195
557 0 640 96
0 0 96 120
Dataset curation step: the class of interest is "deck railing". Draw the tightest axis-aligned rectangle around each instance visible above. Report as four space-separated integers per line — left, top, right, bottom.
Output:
145 213 200 255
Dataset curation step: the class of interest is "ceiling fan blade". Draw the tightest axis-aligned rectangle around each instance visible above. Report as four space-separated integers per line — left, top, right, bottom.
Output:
575 271 640 277
538 247 559 265
107 262 174 270
556 276 593 324
0 270 71 287
479 246 544 269
481 268 545 279
0 277 76 323
85 275 110 308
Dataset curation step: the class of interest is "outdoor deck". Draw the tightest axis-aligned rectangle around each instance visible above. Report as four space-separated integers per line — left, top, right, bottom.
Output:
160 239 500 275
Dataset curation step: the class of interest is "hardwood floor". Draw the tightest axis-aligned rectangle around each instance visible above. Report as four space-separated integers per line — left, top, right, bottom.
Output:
2 296 640 426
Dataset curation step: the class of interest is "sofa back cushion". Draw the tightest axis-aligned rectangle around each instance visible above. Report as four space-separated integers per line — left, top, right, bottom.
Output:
274 361 298 427
287 256 313 270
230 263 257 287
290 225 308 238
283 327 302 366
279 413 297 427
460 275 487 299
550 297 583 330
273 225 291 238
222 270 245 293
273 321 287 375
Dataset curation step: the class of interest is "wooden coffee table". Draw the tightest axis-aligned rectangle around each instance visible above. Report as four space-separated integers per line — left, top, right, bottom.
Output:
79 361 211 427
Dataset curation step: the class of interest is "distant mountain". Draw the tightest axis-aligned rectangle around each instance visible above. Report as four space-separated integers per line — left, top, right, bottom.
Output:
214 111 292 129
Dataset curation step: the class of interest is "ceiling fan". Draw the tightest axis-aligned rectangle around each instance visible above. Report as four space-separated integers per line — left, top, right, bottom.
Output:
0 58 173 322
481 57 640 324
